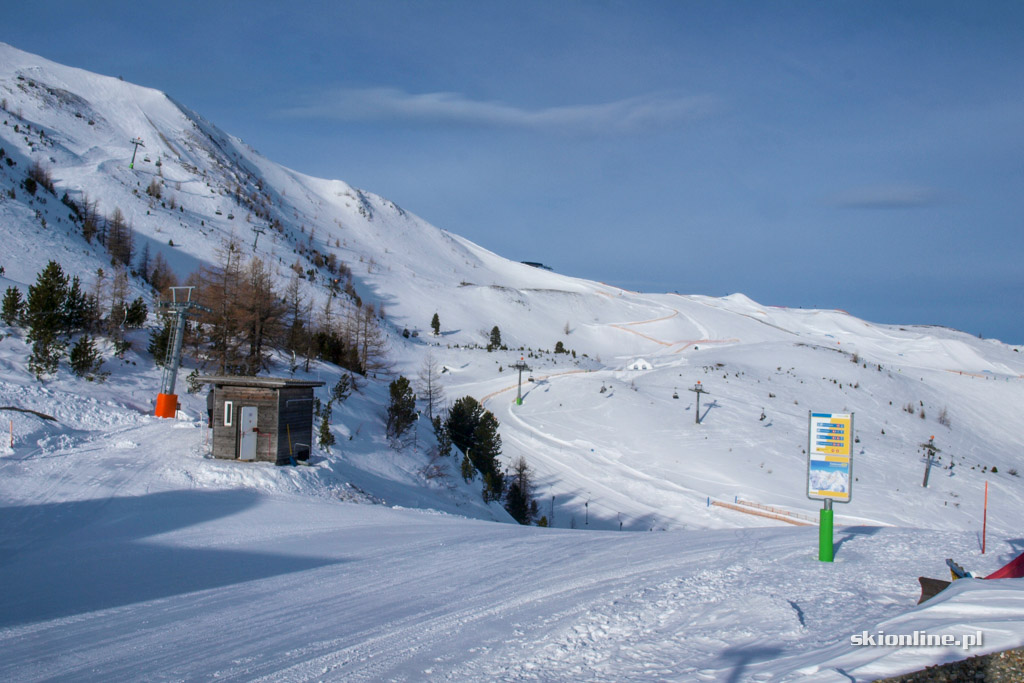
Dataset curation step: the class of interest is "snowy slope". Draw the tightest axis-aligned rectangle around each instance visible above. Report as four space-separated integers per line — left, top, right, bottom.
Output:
1 42 1023 680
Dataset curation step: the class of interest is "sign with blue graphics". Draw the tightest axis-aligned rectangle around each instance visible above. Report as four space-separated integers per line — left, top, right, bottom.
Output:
807 412 853 503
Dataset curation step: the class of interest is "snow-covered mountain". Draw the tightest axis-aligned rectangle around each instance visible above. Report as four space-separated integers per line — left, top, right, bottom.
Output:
1 43 1022 680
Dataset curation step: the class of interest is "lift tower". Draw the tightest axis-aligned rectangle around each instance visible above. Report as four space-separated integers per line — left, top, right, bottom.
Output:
155 287 212 418
689 381 710 424
129 137 145 169
512 357 532 406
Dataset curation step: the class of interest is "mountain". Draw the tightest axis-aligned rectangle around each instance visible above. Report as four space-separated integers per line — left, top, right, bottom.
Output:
1 42 1023 680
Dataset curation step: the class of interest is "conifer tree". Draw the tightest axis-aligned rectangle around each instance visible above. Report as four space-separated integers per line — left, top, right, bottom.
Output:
331 373 353 404
473 411 504 500
432 414 452 458
1 286 24 326
64 276 92 333
125 296 148 328
504 456 537 524
386 375 417 440
318 401 336 451
69 334 104 380
488 325 502 351
431 312 440 336
447 395 485 455
26 261 70 378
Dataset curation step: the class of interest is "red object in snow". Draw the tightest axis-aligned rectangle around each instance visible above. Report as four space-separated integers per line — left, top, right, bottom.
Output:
985 551 1024 580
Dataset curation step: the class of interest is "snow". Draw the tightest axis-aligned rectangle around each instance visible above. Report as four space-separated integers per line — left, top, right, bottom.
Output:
1 42 1023 681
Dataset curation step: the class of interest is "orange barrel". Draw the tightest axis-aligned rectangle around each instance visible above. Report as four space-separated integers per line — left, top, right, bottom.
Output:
155 393 178 418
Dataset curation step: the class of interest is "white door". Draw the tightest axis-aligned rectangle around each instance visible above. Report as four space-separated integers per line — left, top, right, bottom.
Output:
239 406 258 460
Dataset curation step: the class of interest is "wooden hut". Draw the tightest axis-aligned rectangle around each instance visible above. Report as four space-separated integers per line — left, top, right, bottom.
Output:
197 376 324 465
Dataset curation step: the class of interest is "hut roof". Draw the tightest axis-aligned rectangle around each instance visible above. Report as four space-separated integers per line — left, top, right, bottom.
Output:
196 376 325 389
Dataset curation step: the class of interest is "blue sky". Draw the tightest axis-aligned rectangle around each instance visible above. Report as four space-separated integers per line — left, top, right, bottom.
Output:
5 1 1023 342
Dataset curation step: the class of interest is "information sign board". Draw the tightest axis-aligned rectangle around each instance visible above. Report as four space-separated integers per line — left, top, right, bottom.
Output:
807 412 853 503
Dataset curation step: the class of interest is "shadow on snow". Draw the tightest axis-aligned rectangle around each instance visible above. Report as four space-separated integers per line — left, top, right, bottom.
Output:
0 488 344 628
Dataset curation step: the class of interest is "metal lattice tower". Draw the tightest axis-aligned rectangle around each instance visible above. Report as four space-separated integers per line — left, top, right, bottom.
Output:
158 287 211 397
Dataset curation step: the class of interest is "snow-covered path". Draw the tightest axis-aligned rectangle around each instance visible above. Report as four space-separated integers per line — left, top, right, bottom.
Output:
2 435 1020 683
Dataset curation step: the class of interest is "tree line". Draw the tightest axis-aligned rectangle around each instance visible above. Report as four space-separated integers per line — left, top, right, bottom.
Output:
2 260 147 380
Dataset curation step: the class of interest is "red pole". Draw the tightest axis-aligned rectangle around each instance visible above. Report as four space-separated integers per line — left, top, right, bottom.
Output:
982 481 988 554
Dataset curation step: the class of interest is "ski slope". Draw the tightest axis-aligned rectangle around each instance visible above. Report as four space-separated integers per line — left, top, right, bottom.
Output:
1 425 1022 681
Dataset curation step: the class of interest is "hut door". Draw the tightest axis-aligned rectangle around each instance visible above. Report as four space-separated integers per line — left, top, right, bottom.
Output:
239 406 258 461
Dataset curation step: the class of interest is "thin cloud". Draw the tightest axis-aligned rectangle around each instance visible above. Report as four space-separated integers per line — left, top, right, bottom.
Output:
831 185 945 209
279 87 718 132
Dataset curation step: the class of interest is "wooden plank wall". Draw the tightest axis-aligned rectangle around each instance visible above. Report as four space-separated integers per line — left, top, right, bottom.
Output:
278 387 315 463
211 386 278 462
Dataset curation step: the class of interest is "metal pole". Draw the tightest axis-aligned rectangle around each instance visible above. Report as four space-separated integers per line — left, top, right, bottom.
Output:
982 481 988 554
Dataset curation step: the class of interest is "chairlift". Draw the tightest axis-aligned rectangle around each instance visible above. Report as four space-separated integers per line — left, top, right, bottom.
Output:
528 376 535 383
143 155 151 163
672 389 679 399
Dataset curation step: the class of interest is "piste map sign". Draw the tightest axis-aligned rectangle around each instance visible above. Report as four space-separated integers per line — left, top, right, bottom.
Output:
807 412 854 503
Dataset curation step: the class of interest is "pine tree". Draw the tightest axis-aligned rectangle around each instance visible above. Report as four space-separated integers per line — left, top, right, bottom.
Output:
488 325 502 351
64 276 92 333
431 312 440 336
26 261 69 379
482 471 503 503
125 296 148 328
504 456 536 524
505 481 528 522
447 395 485 455
432 414 452 458
386 375 417 440
69 334 104 380
318 402 336 451
331 374 353 404
445 394 504 499
554 341 566 354
1 286 24 326
473 411 504 500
